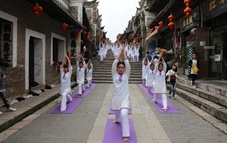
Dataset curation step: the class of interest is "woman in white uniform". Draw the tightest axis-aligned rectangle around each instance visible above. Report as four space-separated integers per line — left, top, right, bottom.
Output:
86 59 93 88
131 46 135 62
99 44 104 61
60 54 73 112
134 44 140 62
146 57 156 93
77 54 87 98
111 44 131 142
153 54 168 112
142 55 149 86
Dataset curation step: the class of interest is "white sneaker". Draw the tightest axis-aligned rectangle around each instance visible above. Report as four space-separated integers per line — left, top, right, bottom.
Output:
0 111 3 115
8 107 17 111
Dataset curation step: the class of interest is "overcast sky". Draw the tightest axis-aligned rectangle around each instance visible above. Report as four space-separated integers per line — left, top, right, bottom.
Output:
97 0 139 42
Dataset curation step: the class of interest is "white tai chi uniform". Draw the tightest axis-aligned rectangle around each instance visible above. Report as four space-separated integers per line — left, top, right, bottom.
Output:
115 46 121 58
142 60 149 85
77 61 87 95
60 66 73 111
99 46 105 61
146 63 156 93
153 62 168 110
128 46 132 59
134 47 140 62
86 63 93 88
111 58 131 137
131 48 135 62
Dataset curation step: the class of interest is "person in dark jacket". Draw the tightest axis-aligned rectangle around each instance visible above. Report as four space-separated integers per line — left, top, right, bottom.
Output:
188 53 199 88
0 70 17 115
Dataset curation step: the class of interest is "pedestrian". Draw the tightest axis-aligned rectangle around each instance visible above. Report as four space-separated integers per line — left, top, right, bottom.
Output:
153 54 168 112
134 44 140 62
142 54 149 86
111 44 131 142
166 65 178 98
60 54 73 112
188 53 199 88
86 59 93 88
131 46 135 62
99 43 105 61
0 70 17 115
146 56 156 93
77 54 87 98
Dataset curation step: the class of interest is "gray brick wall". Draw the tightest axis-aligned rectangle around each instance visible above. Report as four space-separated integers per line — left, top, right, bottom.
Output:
0 0 73 98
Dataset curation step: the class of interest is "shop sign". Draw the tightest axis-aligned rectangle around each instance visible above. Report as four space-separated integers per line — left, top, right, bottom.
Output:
204 46 215 49
203 0 227 21
181 7 200 32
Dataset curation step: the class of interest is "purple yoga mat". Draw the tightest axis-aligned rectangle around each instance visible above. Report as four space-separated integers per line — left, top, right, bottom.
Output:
50 98 83 114
109 109 132 115
103 119 137 143
139 84 161 99
72 83 97 98
139 84 181 114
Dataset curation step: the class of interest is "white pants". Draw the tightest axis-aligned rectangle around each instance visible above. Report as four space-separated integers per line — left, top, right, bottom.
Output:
60 91 73 111
100 55 104 61
78 83 85 95
153 94 168 109
135 55 139 62
87 80 92 87
131 55 134 62
115 109 130 137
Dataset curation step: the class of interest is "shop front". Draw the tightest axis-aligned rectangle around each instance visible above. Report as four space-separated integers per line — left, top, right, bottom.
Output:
203 0 227 79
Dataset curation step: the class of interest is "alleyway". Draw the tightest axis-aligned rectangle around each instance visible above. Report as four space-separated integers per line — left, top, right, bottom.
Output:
1 82 227 143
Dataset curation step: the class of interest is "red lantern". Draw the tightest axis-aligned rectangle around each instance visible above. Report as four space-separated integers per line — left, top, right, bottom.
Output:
74 31 80 39
155 26 159 30
83 26 87 31
168 14 174 21
184 7 192 18
149 28 153 33
184 0 191 5
61 22 68 31
31 3 43 17
168 22 174 30
159 21 163 27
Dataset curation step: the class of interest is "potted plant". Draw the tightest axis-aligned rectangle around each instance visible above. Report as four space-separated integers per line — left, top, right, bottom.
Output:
178 45 189 75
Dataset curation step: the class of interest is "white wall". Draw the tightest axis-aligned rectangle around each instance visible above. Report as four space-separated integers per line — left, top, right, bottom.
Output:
0 10 18 67
25 29 45 90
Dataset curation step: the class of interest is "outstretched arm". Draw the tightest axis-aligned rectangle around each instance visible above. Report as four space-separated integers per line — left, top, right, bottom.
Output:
65 55 71 66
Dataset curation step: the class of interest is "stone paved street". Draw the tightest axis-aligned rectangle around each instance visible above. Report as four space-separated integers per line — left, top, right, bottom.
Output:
1 84 227 143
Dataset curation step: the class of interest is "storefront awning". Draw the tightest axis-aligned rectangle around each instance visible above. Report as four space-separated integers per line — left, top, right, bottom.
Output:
145 25 168 41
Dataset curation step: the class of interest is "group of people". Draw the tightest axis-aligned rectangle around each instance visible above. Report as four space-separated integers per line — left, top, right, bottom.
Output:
59 54 93 112
111 42 140 62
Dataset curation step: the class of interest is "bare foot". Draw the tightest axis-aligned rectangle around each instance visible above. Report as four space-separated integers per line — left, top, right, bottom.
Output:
154 101 158 104
78 94 81 98
60 110 65 112
123 137 129 142
163 109 167 112
112 120 119 124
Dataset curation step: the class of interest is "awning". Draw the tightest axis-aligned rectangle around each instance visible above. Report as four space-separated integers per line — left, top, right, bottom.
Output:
120 31 133 40
145 25 168 41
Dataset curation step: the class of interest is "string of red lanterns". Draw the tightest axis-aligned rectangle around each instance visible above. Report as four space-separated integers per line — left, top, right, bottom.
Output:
184 0 192 18
159 21 163 27
168 13 174 30
31 3 43 17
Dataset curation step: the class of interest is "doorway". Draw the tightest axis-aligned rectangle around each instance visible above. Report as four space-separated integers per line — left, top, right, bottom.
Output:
25 29 45 90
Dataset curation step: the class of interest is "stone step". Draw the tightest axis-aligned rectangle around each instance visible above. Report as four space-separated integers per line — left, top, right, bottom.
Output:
93 67 142 70
93 77 142 81
176 82 227 108
92 72 142 75
177 77 227 97
92 75 141 78
175 87 227 124
92 80 142 84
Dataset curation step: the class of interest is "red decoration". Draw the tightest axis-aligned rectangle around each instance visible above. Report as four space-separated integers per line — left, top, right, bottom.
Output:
168 14 174 21
61 22 68 32
159 21 163 27
31 3 43 17
184 0 192 18
168 22 174 30
168 14 174 30
149 28 153 33
155 26 159 30
74 31 80 39
184 7 192 18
